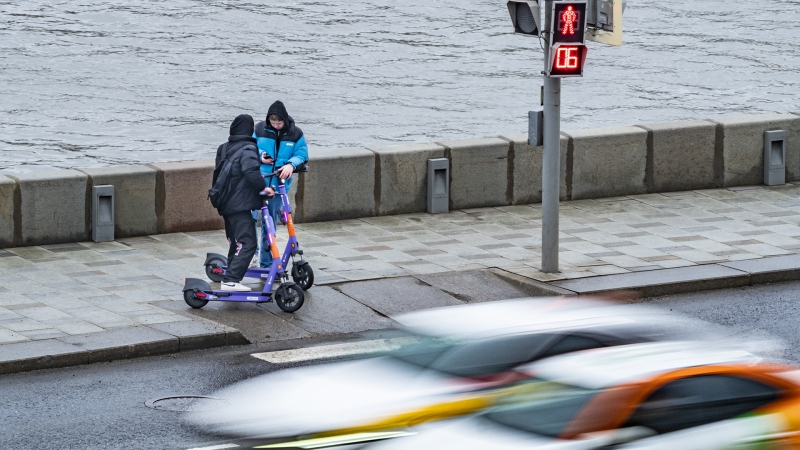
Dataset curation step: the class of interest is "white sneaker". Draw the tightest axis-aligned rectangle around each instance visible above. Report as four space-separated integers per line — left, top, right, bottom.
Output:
249 254 259 268
221 282 251 292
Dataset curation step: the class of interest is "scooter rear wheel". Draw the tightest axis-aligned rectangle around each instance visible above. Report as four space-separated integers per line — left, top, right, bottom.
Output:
184 290 209 309
205 256 227 283
292 263 314 291
275 283 304 313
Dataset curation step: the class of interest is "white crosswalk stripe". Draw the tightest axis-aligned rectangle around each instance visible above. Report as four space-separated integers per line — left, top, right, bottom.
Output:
185 444 239 450
251 337 413 364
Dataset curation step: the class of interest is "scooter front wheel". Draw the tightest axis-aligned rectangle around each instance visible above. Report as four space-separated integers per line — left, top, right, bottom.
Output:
275 283 304 313
184 290 209 309
292 263 314 291
205 256 227 283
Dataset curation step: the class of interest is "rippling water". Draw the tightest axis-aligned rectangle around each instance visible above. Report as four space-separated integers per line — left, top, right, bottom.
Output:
0 0 798 172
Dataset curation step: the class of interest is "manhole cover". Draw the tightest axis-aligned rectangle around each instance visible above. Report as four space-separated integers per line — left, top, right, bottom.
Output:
145 395 227 412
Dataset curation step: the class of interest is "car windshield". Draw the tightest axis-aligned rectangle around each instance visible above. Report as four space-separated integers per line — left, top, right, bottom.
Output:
388 333 463 369
484 380 599 438
389 332 555 378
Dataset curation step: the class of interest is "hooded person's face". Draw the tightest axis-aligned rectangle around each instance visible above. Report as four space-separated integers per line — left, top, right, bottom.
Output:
268 114 285 131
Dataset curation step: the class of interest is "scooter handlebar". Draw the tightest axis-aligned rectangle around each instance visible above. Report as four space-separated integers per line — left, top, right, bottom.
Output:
262 164 309 179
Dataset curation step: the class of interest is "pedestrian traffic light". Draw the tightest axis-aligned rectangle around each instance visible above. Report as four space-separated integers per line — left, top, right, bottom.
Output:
507 1 541 37
549 1 587 45
547 44 588 77
546 1 588 77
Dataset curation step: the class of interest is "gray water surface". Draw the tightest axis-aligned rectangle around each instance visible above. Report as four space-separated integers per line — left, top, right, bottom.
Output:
1 0 798 171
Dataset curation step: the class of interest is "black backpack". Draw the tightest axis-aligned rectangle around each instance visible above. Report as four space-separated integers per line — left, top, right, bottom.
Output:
209 143 240 210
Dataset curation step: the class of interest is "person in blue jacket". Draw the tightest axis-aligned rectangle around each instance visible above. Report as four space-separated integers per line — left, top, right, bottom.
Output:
252 100 309 268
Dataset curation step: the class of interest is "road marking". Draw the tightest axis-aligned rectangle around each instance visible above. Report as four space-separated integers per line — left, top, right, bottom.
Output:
254 431 415 448
185 444 239 450
251 338 413 364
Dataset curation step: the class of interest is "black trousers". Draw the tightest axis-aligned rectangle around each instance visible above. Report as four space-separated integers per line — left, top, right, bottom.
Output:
223 210 258 283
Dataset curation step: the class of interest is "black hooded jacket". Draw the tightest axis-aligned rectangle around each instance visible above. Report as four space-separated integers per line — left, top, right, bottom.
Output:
213 114 266 216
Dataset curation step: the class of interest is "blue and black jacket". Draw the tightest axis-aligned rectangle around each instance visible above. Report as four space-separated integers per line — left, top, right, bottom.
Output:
253 101 309 192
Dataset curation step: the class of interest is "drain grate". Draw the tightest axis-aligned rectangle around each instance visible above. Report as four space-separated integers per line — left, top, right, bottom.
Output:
145 395 227 412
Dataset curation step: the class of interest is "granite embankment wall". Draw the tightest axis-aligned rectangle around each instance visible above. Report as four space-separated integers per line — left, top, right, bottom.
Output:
1 112 798 248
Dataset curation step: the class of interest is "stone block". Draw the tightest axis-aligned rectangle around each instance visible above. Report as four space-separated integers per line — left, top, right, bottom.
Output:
566 126 648 200
710 113 800 186
147 320 230 351
436 138 511 210
148 160 224 234
78 165 158 238
415 269 545 303
281 286 394 335
0 176 15 248
285 181 298 222
720 253 800 285
8 169 88 246
336 277 463 316
552 264 750 297
294 147 376 222
499 134 569 204
59 326 179 363
367 143 446 215
637 120 716 192
0 339 89 375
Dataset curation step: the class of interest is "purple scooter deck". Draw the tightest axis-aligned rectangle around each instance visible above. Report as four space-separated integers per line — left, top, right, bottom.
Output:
196 291 272 303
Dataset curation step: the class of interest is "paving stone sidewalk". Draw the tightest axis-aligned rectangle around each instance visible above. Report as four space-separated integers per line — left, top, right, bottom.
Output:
4 183 800 373
301 184 800 283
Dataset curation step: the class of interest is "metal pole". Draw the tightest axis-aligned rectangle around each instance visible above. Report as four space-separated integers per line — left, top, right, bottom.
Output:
541 0 560 273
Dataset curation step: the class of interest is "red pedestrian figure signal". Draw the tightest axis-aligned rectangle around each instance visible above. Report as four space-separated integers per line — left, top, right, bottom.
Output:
551 2 586 45
561 6 577 35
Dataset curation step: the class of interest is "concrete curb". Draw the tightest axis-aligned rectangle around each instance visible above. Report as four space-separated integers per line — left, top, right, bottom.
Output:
538 253 800 298
0 322 249 376
490 268 577 297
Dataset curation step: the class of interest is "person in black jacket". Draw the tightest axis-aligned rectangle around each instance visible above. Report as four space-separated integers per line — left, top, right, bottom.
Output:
213 114 267 292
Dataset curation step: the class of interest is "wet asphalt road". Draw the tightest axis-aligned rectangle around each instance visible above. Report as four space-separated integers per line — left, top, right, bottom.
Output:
644 281 800 363
1 280 800 450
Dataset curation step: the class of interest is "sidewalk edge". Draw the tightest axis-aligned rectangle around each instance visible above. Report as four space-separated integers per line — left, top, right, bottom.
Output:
0 326 250 376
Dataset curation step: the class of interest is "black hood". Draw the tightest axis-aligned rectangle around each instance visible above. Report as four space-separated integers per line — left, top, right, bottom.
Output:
229 114 255 137
267 101 289 122
266 101 295 132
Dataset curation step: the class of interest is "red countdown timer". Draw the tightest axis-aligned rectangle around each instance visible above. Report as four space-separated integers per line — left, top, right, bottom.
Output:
548 44 587 77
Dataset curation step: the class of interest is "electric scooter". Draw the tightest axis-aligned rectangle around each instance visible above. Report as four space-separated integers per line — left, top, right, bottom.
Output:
182 184 305 313
202 165 314 290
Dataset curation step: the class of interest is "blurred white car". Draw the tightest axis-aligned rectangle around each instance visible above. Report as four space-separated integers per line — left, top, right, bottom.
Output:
367 341 800 450
184 298 719 442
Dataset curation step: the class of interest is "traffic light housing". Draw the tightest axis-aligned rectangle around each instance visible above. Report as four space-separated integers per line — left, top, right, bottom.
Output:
546 1 588 77
586 0 624 46
507 1 541 37
587 0 614 31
